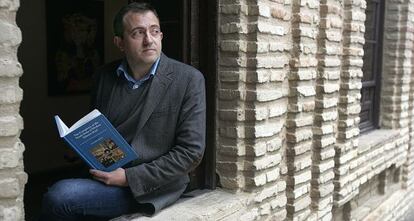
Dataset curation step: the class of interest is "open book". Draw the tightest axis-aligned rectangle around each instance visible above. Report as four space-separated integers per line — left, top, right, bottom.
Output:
55 109 138 172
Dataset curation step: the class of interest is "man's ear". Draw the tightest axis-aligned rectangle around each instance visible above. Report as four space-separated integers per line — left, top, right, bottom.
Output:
113 36 124 52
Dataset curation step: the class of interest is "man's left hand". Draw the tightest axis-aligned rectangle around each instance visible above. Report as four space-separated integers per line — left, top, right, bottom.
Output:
89 168 129 187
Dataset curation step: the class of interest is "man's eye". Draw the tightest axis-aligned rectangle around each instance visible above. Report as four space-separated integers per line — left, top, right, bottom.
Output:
131 30 144 37
150 29 161 36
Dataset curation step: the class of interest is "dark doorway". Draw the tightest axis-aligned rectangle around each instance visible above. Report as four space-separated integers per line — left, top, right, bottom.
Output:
129 0 217 190
21 1 217 220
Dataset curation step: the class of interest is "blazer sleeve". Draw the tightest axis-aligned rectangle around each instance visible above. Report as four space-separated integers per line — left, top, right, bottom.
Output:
125 70 206 195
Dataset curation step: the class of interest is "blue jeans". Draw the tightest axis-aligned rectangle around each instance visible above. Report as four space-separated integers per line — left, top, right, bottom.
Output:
39 178 138 221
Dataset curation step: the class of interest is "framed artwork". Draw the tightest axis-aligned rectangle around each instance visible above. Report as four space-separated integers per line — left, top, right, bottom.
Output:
46 0 104 96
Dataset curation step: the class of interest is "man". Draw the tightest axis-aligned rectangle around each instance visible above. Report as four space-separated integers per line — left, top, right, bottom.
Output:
40 2 206 220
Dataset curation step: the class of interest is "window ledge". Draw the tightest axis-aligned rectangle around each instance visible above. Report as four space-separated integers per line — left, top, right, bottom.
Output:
358 129 400 155
111 189 250 221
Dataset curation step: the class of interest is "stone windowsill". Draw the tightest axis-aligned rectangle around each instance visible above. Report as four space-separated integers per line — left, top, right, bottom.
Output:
351 129 402 221
357 129 400 155
111 189 249 221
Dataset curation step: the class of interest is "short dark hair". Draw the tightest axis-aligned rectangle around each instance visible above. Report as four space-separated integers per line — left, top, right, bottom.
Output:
113 2 159 37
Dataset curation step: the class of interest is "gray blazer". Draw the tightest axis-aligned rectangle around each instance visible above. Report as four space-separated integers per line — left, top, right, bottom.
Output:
91 53 206 214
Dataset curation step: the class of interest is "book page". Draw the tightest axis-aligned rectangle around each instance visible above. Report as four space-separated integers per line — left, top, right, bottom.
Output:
54 116 69 137
67 109 102 134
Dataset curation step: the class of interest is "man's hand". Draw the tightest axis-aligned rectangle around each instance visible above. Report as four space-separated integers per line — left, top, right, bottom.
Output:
89 168 129 187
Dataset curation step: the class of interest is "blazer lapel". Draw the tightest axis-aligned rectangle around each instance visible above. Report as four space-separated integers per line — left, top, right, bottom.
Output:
135 54 173 134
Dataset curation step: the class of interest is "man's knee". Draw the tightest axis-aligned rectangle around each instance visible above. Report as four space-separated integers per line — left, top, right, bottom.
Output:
41 179 82 218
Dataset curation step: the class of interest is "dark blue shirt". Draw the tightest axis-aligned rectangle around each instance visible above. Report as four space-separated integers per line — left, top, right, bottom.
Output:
116 57 160 89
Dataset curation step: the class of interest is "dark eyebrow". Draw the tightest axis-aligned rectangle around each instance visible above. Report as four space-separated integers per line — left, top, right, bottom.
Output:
129 24 160 32
129 27 146 33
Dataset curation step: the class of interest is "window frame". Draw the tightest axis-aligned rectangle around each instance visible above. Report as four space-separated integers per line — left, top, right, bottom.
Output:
360 0 385 133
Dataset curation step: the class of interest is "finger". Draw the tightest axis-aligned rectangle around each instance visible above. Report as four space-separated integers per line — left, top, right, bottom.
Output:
91 175 105 183
89 169 107 178
93 177 110 185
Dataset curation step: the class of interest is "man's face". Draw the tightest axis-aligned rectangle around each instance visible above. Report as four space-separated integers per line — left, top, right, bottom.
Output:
115 11 163 67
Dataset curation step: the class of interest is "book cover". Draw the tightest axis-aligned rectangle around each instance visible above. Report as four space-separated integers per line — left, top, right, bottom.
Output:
54 109 138 172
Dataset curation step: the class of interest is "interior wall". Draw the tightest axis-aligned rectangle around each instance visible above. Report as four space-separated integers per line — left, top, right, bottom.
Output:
17 0 126 173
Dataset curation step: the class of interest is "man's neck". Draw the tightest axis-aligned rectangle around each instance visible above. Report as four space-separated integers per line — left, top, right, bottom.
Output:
128 63 152 81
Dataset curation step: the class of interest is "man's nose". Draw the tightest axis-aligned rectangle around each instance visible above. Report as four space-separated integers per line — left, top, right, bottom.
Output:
143 31 154 45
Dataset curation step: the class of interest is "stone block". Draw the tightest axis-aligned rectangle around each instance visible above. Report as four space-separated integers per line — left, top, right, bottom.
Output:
291 156 312 172
314 110 337 122
270 194 287 209
320 147 335 161
248 42 270 53
278 180 287 192
291 54 318 67
269 104 287 118
271 209 287 220
254 185 278 202
220 40 247 52
253 56 288 68
313 124 335 136
0 141 23 169
0 206 21 221
253 153 281 170
260 202 271 215
266 137 283 152
290 69 317 80
290 183 310 199
328 16 343 29
291 170 312 186
321 83 339 94
218 176 243 189
248 88 284 102
318 70 340 80
315 97 338 109
313 160 335 174
299 42 317 54
257 22 285 35
271 7 291 20
0 84 22 104
253 173 267 186
220 4 242 15
0 59 22 77
323 43 342 55
287 195 311 213
317 170 335 184
312 182 334 198
286 128 313 143
258 4 271 18
0 115 23 137
221 22 246 34
300 0 319 9
320 4 342 15
247 121 283 138
0 178 19 198
0 21 21 46
286 115 313 127
314 136 336 148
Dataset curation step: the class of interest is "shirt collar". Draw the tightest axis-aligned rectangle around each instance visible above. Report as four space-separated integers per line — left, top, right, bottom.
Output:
116 57 160 89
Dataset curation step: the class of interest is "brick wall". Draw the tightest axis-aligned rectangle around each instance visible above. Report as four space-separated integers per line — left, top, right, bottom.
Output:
216 0 414 220
0 0 27 220
217 0 290 219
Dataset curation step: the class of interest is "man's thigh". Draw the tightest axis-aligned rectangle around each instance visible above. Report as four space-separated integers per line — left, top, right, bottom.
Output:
41 178 137 220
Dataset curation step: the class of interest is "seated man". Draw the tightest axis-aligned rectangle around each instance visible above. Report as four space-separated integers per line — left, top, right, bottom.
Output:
40 2 206 220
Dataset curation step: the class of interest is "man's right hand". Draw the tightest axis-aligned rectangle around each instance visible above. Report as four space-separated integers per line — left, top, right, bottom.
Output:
89 168 129 187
